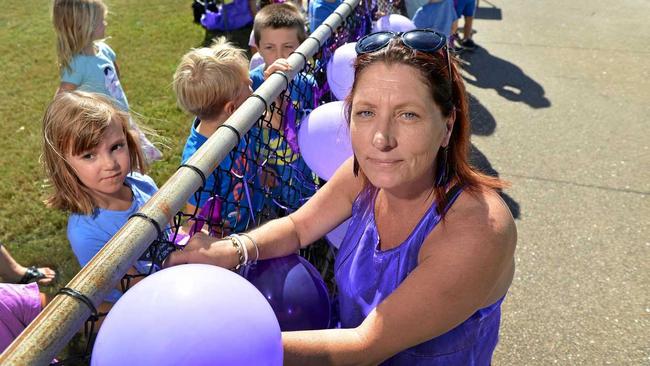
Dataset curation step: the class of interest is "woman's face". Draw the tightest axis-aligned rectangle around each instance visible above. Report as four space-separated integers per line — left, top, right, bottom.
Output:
349 62 454 193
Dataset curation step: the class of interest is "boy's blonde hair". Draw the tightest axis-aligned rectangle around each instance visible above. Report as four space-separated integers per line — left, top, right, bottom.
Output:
42 91 147 215
53 0 107 73
253 3 306 46
173 37 249 121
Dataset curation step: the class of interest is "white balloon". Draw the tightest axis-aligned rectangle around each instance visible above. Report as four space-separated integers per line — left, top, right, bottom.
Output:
298 101 353 181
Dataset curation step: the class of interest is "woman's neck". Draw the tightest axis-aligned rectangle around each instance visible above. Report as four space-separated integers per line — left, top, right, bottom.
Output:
377 182 436 216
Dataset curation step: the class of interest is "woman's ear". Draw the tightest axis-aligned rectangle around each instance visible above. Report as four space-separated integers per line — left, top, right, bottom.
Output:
441 108 456 147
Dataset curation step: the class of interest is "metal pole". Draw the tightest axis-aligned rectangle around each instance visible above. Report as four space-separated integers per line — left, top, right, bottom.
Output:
0 0 359 364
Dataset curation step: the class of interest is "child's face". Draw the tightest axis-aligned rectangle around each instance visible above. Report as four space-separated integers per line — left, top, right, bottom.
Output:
258 27 301 67
92 13 107 40
66 118 131 206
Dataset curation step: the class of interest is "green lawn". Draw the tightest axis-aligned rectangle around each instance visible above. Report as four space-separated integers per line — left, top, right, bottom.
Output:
0 1 203 293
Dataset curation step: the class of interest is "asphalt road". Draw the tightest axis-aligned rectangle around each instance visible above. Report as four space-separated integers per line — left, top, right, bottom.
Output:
460 0 649 364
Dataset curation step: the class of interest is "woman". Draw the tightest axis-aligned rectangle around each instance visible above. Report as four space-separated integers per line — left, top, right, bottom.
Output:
166 29 517 365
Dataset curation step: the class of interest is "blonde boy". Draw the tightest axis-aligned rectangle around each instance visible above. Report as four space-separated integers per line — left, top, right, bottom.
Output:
173 38 261 233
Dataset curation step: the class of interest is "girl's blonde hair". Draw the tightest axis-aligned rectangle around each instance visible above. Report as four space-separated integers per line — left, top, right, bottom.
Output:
52 0 107 72
173 37 249 121
42 91 147 215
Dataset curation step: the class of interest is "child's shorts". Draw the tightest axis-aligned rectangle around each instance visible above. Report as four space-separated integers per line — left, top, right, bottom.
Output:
454 0 476 17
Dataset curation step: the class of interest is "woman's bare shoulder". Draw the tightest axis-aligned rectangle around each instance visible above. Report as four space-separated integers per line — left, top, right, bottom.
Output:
450 188 515 236
424 187 517 257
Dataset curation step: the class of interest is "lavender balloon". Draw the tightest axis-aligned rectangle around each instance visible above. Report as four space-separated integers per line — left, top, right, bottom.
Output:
326 43 357 101
242 254 331 331
298 101 353 180
372 14 416 33
92 264 282 366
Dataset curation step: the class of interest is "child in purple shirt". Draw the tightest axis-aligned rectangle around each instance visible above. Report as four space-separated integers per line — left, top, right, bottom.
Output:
0 283 44 353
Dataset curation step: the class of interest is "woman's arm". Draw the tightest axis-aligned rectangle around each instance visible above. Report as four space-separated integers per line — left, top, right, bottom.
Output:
282 190 517 365
165 157 363 267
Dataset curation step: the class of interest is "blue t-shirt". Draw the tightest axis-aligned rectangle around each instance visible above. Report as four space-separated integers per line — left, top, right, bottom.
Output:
61 41 129 111
412 0 458 38
67 173 162 303
308 0 342 32
181 118 265 233
250 65 318 211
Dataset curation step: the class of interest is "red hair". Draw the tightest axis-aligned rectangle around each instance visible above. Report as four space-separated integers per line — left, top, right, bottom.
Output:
345 39 507 216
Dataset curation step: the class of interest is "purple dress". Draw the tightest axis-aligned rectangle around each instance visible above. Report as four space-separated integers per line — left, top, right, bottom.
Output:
335 185 505 365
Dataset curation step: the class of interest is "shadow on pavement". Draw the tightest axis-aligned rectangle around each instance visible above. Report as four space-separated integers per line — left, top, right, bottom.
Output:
469 144 521 218
474 1 503 20
467 93 496 136
460 46 551 109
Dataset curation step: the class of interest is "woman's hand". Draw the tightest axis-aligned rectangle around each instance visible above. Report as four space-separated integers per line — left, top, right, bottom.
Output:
163 233 237 269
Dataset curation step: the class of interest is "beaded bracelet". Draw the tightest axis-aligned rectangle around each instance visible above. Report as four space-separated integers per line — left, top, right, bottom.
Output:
230 234 248 268
239 233 259 263
228 236 245 270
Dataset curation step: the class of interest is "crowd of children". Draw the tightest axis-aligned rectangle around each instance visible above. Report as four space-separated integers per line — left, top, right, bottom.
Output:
2 0 483 356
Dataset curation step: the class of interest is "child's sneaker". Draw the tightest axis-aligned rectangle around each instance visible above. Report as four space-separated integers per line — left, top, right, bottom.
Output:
461 38 477 51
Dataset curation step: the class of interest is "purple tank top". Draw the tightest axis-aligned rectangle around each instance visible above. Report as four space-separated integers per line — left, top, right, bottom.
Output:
335 185 504 365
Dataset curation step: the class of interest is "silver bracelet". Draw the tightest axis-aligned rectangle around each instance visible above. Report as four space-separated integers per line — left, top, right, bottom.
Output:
239 233 259 263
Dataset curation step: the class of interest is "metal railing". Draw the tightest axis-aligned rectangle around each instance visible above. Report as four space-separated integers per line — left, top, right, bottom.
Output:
0 0 360 364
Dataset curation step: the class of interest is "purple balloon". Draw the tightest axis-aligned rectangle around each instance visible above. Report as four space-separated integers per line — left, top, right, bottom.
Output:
326 43 357 100
297 101 353 180
92 264 282 366
241 254 330 331
372 14 416 33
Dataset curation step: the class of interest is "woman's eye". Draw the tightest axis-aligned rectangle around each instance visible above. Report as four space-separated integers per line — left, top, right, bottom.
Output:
356 110 374 118
112 143 125 151
401 112 418 120
81 153 94 160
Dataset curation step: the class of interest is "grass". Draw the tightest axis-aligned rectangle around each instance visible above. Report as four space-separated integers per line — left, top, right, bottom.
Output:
0 1 206 358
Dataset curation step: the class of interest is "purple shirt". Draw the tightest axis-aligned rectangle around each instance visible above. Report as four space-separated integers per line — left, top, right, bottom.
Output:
335 185 504 365
0 283 41 353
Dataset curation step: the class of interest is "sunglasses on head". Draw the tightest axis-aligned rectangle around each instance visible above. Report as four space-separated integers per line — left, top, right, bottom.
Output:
355 29 453 91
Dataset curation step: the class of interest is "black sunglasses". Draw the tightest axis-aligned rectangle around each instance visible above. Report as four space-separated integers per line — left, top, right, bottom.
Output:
355 29 453 92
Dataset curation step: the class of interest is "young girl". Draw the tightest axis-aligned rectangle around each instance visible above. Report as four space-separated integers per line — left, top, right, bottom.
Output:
52 0 162 162
41 91 171 306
